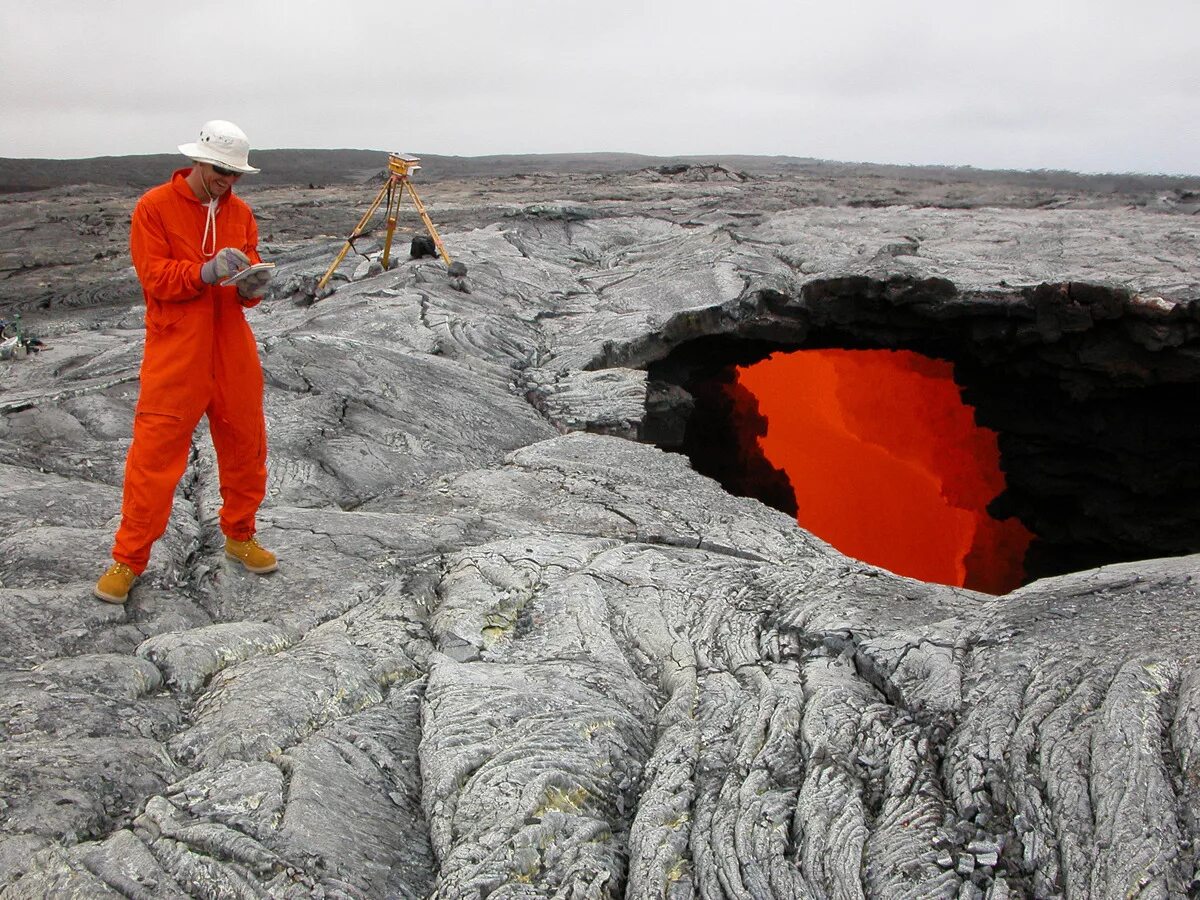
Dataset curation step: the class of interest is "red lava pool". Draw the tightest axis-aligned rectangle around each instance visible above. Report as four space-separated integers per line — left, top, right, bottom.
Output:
736 348 1033 594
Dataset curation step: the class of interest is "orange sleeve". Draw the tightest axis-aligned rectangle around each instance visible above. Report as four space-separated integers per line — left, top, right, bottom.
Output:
129 199 205 302
238 209 265 309
244 213 262 265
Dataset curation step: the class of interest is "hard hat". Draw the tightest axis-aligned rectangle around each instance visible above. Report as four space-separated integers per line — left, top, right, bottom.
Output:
178 120 260 174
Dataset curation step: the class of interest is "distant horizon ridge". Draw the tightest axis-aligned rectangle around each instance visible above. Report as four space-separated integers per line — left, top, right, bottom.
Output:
0 147 1197 179
0 148 1195 195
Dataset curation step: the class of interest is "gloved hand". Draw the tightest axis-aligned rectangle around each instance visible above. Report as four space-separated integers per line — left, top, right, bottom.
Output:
200 248 251 285
237 267 273 299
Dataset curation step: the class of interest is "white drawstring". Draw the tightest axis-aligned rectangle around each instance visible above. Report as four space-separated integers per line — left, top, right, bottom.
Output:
201 198 219 258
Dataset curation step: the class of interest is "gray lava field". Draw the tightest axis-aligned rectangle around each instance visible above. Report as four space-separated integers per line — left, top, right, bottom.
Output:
1 153 1198 898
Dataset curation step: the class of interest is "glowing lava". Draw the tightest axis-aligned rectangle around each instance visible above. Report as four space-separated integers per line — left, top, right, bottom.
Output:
736 349 1033 594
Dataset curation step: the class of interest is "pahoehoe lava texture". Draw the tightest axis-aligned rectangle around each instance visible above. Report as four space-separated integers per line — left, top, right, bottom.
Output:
1 160 1199 897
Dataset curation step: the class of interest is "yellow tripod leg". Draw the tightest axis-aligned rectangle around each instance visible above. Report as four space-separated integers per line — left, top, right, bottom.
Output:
316 179 391 292
380 180 400 271
405 181 453 266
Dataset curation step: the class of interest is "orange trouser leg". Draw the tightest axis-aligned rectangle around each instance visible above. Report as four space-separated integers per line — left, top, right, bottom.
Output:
207 373 267 543
112 410 199 573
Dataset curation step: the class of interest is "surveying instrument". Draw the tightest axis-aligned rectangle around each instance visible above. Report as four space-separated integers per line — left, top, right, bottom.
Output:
316 153 456 293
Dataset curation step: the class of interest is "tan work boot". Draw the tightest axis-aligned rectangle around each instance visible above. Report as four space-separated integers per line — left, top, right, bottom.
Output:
94 562 137 604
225 537 278 574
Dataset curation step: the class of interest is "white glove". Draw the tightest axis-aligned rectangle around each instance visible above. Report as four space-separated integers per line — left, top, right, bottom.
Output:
200 248 251 284
237 267 273 299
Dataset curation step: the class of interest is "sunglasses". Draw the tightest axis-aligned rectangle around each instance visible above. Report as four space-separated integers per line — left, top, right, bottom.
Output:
210 164 242 178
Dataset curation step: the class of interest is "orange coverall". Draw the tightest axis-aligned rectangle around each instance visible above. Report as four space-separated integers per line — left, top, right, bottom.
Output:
113 168 267 573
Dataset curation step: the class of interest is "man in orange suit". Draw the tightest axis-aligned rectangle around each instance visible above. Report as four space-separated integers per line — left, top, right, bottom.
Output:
95 120 278 604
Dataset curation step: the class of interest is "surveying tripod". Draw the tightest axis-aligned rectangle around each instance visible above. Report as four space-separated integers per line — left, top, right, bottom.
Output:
316 154 453 293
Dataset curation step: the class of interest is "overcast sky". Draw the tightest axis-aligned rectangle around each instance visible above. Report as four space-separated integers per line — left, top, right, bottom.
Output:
2 0 1196 175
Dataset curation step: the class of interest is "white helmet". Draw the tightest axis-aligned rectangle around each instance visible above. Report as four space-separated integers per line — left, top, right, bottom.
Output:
178 120 260 174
